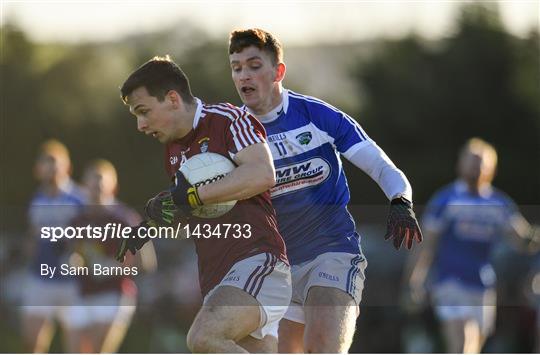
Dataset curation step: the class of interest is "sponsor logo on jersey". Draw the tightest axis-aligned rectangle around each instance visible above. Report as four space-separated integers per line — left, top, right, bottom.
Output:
198 137 210 153
271 157 331 197
296 132 312 145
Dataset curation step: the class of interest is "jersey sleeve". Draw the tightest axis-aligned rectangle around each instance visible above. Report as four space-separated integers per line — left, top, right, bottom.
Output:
225 111 267 154
496 191 520 225
307 100 371 155
422 188 451 234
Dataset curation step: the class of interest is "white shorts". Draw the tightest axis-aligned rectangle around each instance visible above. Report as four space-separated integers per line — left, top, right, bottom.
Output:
432 280 496 336
20 276 83 328
69 292 136 329
203 252 292 339
284 251 368 324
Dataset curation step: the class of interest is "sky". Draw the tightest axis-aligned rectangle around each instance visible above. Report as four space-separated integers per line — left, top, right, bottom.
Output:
1 1 539 45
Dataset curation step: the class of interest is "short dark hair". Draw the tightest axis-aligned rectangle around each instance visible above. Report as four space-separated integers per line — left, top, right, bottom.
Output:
120 55 195 104
229 28 283 66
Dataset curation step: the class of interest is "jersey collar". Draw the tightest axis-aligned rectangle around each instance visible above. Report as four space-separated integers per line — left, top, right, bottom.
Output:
246 88 289 123
455 179 493 198
192 97 203 129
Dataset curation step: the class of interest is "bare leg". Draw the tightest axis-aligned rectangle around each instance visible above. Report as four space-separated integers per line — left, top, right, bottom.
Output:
278 318 305 353
303 286 358 353
21 313 54 353
442 319 466 353
463 319 484 353
101 304 136 353
186 286 261 353
238 334 278 353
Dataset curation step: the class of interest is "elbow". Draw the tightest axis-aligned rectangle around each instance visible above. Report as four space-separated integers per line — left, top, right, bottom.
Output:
253 165 275 193
259 165 276 191
264 169 276 189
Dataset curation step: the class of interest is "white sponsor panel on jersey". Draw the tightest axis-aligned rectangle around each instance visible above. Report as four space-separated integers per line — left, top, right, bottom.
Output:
267 123 334 159
271 157 331 197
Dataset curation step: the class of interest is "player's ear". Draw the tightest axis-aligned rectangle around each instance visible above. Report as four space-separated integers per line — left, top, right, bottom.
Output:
274 63 286 83
166 90 181 109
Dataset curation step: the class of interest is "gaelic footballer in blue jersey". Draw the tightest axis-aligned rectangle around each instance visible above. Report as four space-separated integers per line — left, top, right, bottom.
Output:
229 28 422 353
406 138 539 353
21 140 86 353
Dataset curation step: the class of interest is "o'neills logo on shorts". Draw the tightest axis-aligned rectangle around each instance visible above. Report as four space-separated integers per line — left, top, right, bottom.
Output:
271 157 331 197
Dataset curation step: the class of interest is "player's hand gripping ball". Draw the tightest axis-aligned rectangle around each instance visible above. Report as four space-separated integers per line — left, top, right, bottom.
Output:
384 196 423 250
176 152 237 218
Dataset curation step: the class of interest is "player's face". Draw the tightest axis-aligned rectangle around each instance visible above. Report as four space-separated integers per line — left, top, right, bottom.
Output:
458 151 495 186
83 168 116 203
34 152 70 184
127 86 178 144
230 46 282 115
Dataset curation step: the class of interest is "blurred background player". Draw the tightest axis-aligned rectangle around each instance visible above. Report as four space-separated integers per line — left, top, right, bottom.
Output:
70 159 156 353
20 139 86 352
117 56 291 353
407 137 539 353
228 28 422 353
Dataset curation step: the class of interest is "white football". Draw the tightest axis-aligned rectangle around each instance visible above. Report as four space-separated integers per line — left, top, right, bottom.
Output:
178 152 237 218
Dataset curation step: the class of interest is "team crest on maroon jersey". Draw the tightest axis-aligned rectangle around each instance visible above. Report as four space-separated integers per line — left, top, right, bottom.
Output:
198 137 210 153
169 155 178 165
179 148 190 166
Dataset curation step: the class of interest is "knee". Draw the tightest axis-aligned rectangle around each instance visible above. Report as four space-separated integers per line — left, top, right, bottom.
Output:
304 312 357 353
305 330 341 353
187 325 212 353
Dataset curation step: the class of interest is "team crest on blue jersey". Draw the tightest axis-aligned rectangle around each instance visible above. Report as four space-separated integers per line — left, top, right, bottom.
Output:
296 132 312 145
198 137 210 153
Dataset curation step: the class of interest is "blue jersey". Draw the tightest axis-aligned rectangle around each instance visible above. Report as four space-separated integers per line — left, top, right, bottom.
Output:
423 181 518 289
257 89 372 265
28 180 85 280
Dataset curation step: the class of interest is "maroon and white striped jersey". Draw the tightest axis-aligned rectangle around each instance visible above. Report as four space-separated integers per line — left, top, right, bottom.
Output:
164 99 288 296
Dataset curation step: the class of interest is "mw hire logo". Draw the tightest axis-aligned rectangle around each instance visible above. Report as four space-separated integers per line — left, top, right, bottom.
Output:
270 157 331 197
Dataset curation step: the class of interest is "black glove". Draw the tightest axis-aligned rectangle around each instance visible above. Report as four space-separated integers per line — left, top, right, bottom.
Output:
145 190 185 226
115 221 154 262
384 196 423 250
170 171 203 214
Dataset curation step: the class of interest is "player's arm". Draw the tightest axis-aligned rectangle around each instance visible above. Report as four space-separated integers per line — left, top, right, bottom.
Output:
196 142 275 204
404 227 441 303
504 212 540 253
312 103 421 248
344 142 412 202
151 125 275 225
403 193 447 302
344 142 421 249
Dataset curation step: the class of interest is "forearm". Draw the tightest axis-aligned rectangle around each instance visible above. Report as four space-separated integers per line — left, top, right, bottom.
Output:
197 161 275 204
345 141 412 201
507 213 539 252
408 230 439 286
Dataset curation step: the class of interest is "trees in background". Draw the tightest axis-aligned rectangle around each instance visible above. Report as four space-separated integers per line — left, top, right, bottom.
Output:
1 3 538 231
351 2 539 204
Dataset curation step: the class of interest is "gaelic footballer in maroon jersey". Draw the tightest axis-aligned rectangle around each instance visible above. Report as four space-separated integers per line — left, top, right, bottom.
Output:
165 100 287 296
119 56 291 352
